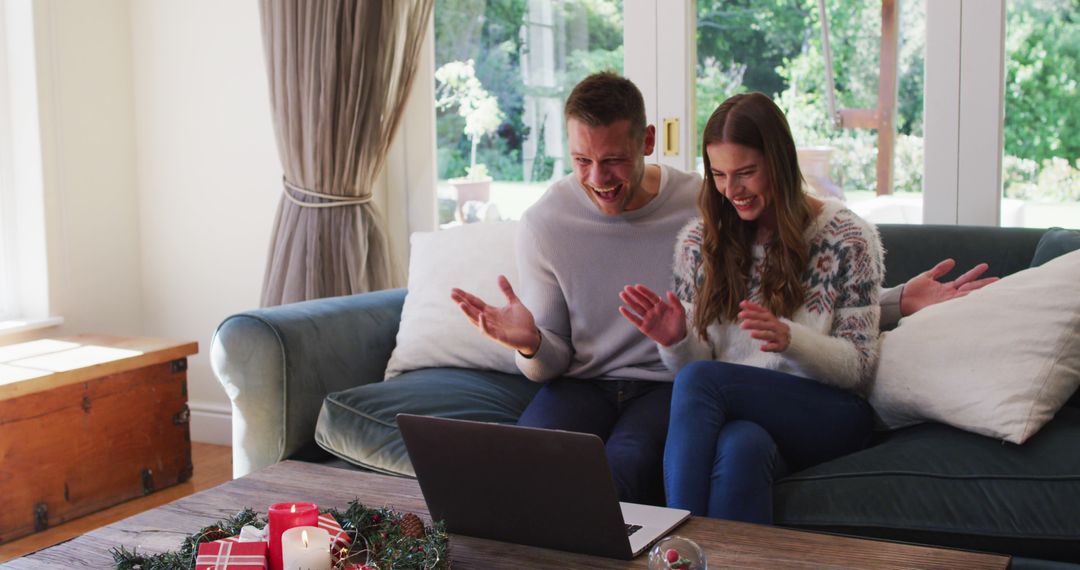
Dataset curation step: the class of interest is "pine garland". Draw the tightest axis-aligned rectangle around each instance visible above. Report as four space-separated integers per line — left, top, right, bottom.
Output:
109 500 449 570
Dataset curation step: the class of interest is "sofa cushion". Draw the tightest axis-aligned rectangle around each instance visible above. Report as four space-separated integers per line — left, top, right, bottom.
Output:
774 406 1080 562
1031 228 1080 411
1032 227 1080 268
868 249 1080 443
1009 558 1080 570
876 224 1043 287
314 368 540 476
384 222 521 378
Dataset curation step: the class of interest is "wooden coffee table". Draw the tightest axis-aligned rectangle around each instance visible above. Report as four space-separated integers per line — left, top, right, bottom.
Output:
2 461 1010 569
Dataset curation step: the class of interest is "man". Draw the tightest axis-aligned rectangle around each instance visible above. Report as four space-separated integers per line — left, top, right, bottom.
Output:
451 72 994 506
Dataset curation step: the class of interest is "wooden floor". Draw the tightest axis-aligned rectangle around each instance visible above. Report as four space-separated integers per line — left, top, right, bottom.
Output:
0 442 232 563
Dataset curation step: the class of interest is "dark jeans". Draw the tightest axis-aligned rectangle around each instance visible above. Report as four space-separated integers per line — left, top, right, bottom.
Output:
664 361 873 523
517 378 673 506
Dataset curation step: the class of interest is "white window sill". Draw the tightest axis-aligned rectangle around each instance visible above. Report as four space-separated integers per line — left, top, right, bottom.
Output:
0 317 65 340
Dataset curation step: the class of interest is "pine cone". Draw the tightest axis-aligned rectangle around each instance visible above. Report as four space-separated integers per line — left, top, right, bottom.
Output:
399 513 425 539
201 527 232 542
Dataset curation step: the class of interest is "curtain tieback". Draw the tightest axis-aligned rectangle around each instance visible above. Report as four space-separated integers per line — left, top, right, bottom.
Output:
282 177 373 208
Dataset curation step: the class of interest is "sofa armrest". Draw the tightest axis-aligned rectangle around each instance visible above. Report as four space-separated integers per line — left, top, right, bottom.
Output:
210 288 406 477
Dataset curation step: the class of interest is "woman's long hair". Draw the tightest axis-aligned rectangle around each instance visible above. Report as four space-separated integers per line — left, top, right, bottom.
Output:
693 92 812 337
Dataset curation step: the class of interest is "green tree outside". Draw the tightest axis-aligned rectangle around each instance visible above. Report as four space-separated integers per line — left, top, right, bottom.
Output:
434 0 621 183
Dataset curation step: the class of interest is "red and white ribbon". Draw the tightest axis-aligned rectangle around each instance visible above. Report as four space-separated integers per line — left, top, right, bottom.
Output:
195 541 267 569
318 513 352 547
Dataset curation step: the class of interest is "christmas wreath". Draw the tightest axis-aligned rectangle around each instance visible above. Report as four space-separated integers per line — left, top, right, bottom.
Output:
110 500 450 570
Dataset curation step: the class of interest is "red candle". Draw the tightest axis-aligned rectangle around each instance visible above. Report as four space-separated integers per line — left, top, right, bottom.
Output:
268 502 318 570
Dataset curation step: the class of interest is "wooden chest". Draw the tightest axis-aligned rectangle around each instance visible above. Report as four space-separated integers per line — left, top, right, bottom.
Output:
0 335 198 544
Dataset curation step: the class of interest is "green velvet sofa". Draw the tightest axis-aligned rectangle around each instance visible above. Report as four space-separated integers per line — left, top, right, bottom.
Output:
211 224 1080 568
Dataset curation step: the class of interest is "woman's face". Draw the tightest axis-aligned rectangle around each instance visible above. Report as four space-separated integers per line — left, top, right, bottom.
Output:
706 142 775 229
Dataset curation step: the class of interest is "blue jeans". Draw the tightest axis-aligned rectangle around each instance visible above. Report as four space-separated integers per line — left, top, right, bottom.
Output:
664 361 873 523
517 379 672 506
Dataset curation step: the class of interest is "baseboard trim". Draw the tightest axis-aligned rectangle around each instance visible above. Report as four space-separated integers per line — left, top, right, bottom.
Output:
189 401 232 445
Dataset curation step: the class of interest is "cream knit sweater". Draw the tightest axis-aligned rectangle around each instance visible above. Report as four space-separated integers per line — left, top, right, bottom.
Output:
514 165 702 382
659 199 885 395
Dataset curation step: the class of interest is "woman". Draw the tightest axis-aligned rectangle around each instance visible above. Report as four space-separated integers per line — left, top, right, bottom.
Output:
618 92 884 523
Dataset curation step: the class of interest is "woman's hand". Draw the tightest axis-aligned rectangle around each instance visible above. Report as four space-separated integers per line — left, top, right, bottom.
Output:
618 284 687 347
738 300 791 352
900 258 998 317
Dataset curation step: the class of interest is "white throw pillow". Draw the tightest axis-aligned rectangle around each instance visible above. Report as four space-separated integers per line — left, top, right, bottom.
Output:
868 249 1080 443
384 222 521 378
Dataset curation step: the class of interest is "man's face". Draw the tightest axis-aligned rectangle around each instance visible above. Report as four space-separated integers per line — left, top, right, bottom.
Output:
567 118 656 216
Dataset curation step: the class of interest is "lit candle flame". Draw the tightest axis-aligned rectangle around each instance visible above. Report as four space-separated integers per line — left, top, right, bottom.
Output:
301 529 309 548
291 504 296 513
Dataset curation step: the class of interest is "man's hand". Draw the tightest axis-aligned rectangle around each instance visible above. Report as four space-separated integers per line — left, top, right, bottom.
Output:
451 275 541 356
618 284 687 347
738 300 791 352
900 258 999 317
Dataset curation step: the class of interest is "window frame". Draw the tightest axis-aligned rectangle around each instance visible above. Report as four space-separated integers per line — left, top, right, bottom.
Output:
923 0 1006 225
0 0 55 331
0 0 19 321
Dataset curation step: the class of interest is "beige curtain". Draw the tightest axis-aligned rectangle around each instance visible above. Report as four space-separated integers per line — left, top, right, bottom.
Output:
258 0 433 307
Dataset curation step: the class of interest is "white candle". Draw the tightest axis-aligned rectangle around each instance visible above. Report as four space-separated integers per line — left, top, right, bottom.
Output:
281 526 331 570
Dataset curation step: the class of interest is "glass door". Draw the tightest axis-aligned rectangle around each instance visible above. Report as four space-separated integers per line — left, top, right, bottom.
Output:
695 0 928 225
433 0 625 226
1000 0 1079 229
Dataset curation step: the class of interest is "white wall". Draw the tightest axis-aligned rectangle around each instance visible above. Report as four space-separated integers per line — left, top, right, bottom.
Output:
129 0 279 444
34 0 143 337
28 0 441 445
28 0 279 445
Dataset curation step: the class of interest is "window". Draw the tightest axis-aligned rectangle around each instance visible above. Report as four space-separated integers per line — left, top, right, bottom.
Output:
0 0 18 321
433 0 624 226
696 0 927 225
413 1 1042 233
1001 0 1079 229
0 0 51 330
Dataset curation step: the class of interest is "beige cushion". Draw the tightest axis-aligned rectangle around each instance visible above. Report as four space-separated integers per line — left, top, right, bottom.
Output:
869 249 1080 443
384 222 520 378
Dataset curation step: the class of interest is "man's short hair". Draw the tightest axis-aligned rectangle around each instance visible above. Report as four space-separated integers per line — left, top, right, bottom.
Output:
564 71 647 142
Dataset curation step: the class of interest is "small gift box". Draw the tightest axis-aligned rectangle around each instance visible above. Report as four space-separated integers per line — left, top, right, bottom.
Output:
318 513 353 562
195 538 269 569
213 524 268 545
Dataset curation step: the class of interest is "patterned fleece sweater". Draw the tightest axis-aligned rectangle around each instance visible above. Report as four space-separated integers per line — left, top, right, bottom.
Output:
659 198 885 395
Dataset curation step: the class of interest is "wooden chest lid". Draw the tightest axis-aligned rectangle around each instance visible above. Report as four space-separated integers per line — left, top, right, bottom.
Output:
0 334 198 401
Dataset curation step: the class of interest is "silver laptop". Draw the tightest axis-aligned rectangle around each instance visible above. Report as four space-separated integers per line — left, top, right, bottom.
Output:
397 413 691 559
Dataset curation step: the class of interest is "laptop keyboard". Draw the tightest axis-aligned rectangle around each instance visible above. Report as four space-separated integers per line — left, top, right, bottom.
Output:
625 524 643 536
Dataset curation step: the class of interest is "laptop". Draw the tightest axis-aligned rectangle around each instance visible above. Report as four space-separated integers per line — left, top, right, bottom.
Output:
396 413 691 559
